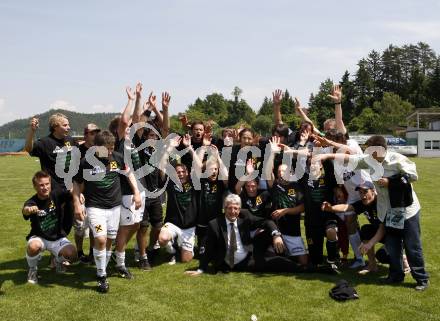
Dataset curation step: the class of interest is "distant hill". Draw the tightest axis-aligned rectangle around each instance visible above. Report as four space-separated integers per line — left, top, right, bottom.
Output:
0 109 119 139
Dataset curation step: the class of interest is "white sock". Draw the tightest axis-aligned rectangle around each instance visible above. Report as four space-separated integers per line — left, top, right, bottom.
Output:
26 253 41 269
152 240 160 250
134 242 139 251
115 251 125 268
106 250 112 268
164 241 176 255
93 248 106 277
349 232 363 260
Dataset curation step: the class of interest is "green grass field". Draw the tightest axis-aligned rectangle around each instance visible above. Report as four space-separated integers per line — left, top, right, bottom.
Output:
0 156 438 321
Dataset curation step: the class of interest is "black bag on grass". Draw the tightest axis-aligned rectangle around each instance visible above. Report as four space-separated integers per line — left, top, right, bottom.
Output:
329 279 359 301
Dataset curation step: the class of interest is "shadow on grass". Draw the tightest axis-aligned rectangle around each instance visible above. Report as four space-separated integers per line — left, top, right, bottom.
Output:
0 255 97 292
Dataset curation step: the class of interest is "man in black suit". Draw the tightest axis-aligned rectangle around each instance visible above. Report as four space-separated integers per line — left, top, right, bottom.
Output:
185 194 297 275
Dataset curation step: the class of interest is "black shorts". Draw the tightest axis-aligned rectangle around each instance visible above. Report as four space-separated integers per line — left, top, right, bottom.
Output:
360 223 383 242
140 197 163 229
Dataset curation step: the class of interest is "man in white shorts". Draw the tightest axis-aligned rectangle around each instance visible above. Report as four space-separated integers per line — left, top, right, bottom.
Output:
22 171 78 284
73 130 141 293
158 162 199 264
156 134 201 263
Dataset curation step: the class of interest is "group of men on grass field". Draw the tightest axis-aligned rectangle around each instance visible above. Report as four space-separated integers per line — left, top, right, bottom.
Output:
21 83 429 293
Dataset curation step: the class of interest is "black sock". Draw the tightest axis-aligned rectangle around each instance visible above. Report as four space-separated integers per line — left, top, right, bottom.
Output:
326 240 339 263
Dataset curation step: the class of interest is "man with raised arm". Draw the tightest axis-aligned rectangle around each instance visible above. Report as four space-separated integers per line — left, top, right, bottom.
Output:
24 113 79 236
157 134 201 264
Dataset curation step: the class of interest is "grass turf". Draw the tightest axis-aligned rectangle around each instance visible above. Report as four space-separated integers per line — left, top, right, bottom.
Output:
0 156 438 321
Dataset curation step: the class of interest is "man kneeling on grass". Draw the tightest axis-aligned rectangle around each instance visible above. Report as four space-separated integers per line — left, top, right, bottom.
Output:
23 171 78 284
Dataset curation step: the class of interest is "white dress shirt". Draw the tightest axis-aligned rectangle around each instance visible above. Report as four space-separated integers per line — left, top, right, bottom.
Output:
353 151 421 222
225 218 248 266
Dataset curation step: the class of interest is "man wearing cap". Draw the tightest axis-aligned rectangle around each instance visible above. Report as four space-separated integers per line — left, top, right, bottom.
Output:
74 123 101 263
322 181 383 274
79 123 101 158
322 135 429 290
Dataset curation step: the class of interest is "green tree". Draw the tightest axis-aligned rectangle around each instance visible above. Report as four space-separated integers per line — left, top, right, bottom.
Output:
252 115 273 136
308 79 335 127
339 71 356 121
258 96 273 116
354 59 374 114
373 92 414 133
186 93 230 126
427 57 440 106
348 107 382 134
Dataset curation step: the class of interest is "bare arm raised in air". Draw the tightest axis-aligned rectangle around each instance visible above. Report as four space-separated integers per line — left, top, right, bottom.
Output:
132 82 143 125
294 97 321 135
118 86 136 140
273 89 283 125
161 92 171 137
327 84 347 135
24 117 39 153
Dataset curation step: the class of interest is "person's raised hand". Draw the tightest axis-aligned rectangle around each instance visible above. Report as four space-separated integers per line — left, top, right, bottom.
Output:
170 135 182 148
135 82 143 98
126 86 136 101
30 117 39 131
182 133 191 147
148 92 157 109
162 92 171 110
328 84 342 104
179 114 189 128
272 89 283 105
269 136 281 153
245 158 254 175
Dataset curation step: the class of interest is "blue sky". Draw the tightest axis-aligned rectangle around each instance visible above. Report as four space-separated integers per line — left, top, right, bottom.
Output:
1 0 440 125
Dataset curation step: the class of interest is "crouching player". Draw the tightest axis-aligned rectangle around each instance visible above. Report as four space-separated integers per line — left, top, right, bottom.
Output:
23 171 78 284
158 135 200 264
73 130 141 293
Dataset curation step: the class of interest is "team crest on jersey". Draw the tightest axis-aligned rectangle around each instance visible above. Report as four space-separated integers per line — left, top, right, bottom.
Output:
90 166 106 175
52 146 65 154
212 184 217 193
235 159 246 166
110 161 118 171
95 225 103 233
184 182 192 191
48 201 55 210
255 196 262 206
288 189 296 197
319 178 325 186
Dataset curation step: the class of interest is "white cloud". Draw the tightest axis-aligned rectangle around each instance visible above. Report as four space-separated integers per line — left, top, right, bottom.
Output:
0 98 17 126
90 104 116 113
382 21 440 40
284 46 368 69
49 100 77 111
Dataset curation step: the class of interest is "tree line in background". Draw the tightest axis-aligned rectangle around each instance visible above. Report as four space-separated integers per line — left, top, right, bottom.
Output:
2 42 440 139
170 42 440 136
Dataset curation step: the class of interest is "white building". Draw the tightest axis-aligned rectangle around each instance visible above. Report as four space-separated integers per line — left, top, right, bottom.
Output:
406 109 440 157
